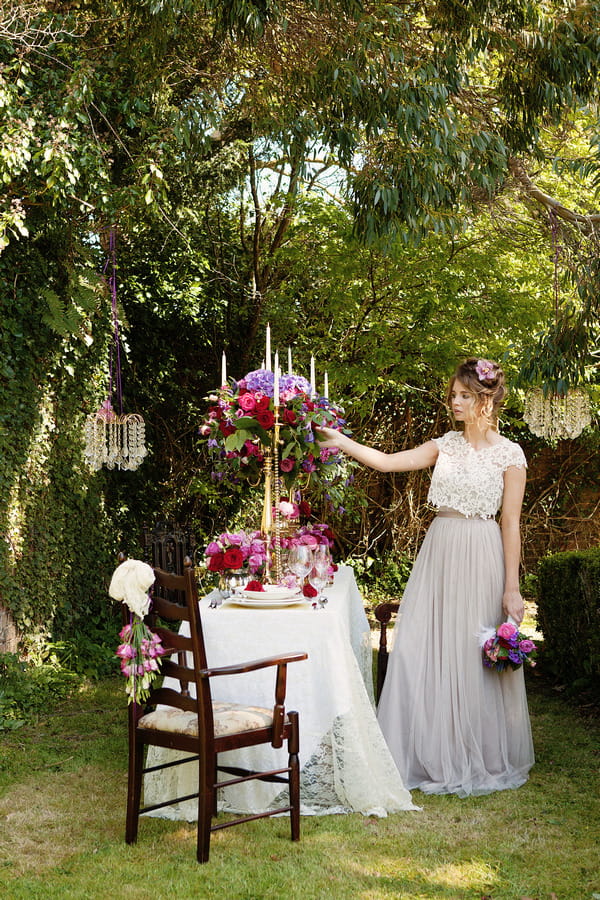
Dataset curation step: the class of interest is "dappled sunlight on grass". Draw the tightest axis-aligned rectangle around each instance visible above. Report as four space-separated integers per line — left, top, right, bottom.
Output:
0 675 598 899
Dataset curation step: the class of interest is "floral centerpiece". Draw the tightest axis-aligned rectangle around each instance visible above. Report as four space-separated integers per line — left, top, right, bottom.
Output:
204 530 268 576
479 620 537 672
199 368 351 506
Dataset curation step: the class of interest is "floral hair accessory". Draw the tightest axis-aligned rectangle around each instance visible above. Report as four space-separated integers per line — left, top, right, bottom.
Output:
475 359 496 382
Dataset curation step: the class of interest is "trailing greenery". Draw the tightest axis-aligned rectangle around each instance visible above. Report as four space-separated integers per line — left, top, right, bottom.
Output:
0 241 118 650
0 651 78 732
537 547 600 694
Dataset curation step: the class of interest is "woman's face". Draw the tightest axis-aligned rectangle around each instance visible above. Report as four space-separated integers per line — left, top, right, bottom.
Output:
450 379 478 423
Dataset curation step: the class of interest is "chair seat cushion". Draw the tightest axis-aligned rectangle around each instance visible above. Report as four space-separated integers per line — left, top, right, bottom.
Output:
138 702 275 737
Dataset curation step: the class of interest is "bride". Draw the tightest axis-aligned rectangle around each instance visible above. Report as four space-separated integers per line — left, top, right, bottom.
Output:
318 357 534 797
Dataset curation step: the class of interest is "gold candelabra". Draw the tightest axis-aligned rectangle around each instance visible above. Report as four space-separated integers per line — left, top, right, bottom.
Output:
260 407 283 583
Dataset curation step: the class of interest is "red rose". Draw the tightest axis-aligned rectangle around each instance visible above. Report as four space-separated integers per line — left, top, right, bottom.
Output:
302 584 318 598
280 457 295 473
246 579 264 592
255 396 271 412
298 500 311 517
256 410 275 429
223 547 244 569
219 421 236 437
207 552 225 572
283 408 297 425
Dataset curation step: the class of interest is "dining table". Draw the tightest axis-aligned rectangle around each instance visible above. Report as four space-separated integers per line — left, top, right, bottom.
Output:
142 564 418 819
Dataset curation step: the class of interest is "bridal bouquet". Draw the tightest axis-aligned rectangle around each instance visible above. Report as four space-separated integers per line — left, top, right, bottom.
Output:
479 620 537 672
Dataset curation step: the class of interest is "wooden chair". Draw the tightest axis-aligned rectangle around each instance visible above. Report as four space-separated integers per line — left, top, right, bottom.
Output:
374 602 400 703
124 563 308 863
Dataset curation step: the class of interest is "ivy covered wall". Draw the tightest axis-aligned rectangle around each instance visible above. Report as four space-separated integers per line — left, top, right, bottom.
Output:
0 236 118 653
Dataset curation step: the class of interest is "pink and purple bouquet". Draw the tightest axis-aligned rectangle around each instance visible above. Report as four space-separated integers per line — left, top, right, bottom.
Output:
199 368 351 505
204 529 268 575
479 620 537 673
116 618 168 704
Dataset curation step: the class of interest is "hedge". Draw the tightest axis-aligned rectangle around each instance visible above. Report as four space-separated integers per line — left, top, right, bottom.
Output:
537 547 600 694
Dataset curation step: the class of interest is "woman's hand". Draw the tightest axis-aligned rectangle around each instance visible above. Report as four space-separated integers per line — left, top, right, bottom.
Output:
315 425 343 450
502 589 524 626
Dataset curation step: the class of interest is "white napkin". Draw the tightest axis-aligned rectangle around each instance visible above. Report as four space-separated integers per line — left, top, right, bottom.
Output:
109 558 155 618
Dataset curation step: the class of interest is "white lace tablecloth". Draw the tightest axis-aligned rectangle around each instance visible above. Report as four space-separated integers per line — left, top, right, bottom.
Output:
143 565 417 818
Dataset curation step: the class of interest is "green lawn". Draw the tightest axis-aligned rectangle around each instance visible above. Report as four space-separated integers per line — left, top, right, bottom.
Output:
0 671 598 900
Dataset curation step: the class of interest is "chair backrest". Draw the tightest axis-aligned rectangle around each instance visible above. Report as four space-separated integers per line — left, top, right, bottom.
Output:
374 601 400 703
140 564 215 742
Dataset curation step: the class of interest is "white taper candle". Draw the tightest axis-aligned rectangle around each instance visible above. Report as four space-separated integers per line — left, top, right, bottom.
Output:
265 323 271 371
273 351 279 406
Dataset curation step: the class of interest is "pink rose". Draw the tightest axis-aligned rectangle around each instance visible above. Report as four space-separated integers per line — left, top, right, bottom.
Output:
518 639 536 654
238 393 256 412
280 457 295 473
278 500 299 518
497 622 517 640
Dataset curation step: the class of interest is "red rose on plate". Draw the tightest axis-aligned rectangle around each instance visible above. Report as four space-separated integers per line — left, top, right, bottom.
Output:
245 580 264 592
256 410 275 429
302 584 318 598
223 547 244 569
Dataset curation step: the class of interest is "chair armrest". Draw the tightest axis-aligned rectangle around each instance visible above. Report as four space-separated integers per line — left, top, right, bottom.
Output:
200 651 308 678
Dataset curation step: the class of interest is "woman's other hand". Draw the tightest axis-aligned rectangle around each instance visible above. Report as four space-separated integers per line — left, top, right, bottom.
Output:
502 589 524 626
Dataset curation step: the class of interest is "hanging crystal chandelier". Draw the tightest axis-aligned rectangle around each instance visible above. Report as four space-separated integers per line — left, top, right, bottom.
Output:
84 228 147 472
522 210 593 442
523 387 591 441
84 401 147 471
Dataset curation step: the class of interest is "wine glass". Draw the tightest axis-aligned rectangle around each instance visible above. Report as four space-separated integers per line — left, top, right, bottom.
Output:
308 555 330 607
287 545 312 588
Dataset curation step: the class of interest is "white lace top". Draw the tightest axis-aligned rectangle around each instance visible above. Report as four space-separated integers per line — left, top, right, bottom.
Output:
427 431 527 519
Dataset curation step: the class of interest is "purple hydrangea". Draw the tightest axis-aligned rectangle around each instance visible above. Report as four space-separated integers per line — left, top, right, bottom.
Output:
280 373 312 396
244 369 274 395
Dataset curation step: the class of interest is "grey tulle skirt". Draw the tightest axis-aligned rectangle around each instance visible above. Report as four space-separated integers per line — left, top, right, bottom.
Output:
377 510 534 798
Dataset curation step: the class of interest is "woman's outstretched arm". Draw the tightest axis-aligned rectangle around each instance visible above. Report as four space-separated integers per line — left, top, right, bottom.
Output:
316 426 439 473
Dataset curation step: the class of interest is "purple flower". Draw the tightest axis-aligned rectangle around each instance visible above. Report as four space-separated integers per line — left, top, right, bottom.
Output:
475 358 496 381
279 373 312 396
244 369 275 395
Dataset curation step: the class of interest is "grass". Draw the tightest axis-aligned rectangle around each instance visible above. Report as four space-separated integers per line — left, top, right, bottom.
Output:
0 670 598 900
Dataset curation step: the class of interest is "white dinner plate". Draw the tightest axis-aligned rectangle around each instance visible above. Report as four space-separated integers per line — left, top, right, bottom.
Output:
228 596 308 609
235 586 301 602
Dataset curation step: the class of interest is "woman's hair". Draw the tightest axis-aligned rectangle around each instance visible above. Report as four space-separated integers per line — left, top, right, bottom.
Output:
446 357 506 429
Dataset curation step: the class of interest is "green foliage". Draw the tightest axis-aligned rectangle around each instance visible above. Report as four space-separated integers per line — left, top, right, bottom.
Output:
0 651 79 732
537 547 600 694
0 238 118 652
347 551 413 611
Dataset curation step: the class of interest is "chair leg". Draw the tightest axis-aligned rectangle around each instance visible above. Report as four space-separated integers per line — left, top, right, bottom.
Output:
126 733 144 844
196 754 214 864
287 711 301 842
196 787 213 863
